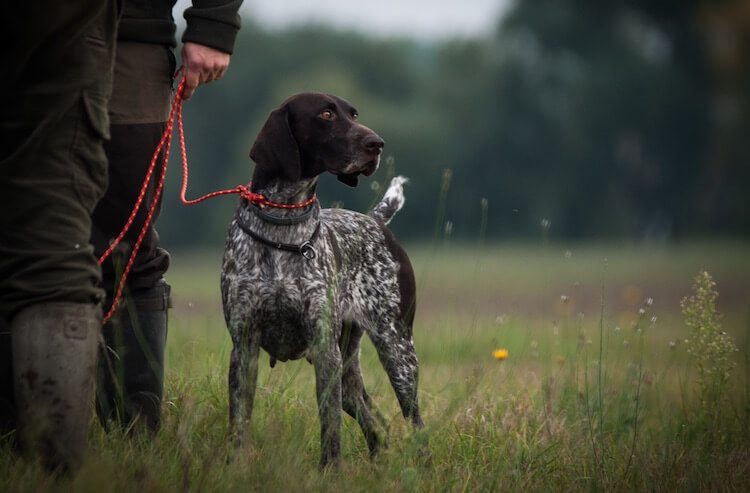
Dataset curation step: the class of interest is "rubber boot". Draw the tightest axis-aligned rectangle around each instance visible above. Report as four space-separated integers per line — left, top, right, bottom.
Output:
96 280 169 434
11 302 101 473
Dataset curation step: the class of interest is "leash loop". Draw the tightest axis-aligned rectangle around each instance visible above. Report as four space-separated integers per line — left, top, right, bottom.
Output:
98 75 186 324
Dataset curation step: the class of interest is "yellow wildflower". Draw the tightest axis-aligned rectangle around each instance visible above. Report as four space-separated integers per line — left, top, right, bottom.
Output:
492 348 509 361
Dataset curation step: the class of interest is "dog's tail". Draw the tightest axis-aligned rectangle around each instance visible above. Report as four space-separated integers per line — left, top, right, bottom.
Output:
370 176 408 225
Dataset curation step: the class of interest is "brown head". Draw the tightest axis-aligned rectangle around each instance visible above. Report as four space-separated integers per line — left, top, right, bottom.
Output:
250 93 384 188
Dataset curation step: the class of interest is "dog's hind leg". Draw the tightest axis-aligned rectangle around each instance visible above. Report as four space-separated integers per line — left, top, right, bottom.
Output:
340 322 387 457
228 320 261 448
368 321 424 429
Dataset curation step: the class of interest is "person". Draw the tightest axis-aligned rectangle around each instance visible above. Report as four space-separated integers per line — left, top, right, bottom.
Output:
92 0 243 434
0 1 119 473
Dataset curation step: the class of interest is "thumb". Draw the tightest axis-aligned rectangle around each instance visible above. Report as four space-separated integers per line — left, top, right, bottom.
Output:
182 67 200 100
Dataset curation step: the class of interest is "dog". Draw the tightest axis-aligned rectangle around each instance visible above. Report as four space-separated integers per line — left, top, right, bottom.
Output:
221 93 423 466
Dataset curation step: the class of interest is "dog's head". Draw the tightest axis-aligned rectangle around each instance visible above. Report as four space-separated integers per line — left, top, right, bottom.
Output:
250 93 384 187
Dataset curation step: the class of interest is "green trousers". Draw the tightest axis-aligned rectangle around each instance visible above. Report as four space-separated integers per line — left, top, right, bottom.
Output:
0 0 118 432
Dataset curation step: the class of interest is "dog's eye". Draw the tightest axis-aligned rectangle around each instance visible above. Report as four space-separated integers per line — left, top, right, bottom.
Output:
351 111 359 121
319 110 335 121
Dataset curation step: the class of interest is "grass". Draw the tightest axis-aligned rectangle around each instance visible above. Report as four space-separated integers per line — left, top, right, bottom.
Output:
2 241 750 491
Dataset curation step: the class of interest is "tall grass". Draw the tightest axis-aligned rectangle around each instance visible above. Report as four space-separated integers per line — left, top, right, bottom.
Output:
2 242 749 491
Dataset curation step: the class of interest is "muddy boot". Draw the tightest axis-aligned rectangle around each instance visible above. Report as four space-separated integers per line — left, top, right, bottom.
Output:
11 302 101 473
96 280 169 434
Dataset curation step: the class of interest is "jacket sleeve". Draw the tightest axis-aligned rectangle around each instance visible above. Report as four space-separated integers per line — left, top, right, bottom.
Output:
182 0 243 54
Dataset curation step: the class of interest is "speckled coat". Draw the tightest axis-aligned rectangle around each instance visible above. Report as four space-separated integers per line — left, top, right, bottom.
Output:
220 93 423 466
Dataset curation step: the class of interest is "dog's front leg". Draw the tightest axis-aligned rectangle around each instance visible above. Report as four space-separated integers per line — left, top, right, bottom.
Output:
228 325 261 448
313 332 343 468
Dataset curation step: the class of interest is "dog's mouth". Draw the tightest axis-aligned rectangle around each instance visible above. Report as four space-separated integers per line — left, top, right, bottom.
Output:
362 158 379 176
337 173 360 187
335 156 379 187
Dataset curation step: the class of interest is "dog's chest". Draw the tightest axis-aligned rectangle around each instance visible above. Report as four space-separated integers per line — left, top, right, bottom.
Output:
222 229 333 361
254 277 313 361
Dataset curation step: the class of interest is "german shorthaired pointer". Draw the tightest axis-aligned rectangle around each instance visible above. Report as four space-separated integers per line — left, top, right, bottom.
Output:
221 93 423 466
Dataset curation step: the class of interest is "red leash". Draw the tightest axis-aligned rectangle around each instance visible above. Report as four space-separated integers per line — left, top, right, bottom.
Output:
99 69 316 324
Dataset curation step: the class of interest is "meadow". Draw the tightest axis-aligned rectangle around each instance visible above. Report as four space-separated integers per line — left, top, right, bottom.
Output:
2 241 749 491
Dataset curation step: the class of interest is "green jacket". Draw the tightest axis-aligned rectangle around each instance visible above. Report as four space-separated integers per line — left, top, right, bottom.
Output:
118 0 242 54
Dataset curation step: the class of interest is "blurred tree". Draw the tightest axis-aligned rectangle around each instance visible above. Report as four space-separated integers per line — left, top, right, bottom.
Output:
483 0 712 239
694 0 750 233
157 1 748 249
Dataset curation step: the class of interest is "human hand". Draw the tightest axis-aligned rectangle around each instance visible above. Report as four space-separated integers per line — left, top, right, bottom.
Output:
180 42 231 100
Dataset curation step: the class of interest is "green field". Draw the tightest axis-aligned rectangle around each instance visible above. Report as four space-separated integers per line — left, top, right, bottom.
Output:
3 242 750 491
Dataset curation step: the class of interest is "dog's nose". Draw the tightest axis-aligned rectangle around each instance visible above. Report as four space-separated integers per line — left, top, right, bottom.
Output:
363 134 385 154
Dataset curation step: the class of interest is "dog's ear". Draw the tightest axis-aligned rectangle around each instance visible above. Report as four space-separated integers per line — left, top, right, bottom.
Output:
337 174 359 187
249 107 301 182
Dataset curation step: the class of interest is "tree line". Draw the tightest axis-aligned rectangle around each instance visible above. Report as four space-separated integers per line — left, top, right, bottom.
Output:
159 0 749 246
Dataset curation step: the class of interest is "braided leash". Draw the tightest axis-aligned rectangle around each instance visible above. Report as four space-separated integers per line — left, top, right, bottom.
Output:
99 68 316 324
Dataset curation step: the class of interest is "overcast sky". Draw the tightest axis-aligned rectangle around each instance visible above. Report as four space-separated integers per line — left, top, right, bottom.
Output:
176 0 511 40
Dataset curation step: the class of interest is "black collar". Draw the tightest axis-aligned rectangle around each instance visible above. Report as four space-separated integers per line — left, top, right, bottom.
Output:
237 210 321 260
